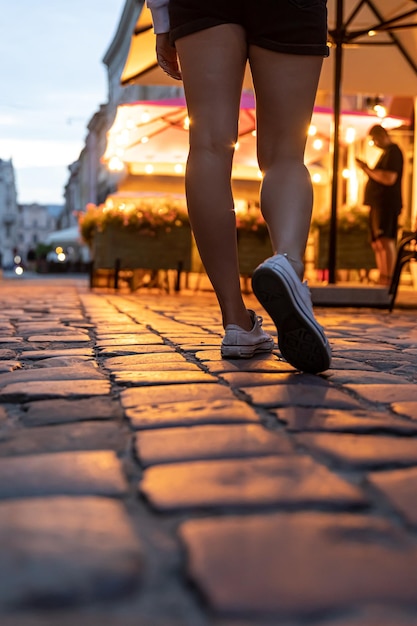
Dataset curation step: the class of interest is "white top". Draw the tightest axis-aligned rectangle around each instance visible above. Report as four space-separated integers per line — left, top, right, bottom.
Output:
146 0 170 34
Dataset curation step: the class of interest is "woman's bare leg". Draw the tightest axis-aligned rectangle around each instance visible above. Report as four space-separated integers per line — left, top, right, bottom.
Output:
175 26 252 329
249 48 323 279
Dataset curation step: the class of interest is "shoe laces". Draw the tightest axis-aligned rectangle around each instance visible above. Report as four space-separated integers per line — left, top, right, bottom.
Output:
256 314 264 327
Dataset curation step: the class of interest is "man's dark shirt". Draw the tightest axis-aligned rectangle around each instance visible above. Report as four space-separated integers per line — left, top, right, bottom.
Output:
364 142 403 215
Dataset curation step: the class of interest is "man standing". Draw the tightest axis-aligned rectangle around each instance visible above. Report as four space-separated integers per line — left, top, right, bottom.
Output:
356 125 404 286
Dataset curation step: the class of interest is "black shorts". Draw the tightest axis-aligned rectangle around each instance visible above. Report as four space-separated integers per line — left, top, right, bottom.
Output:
369 205 399 241
169 0 329 57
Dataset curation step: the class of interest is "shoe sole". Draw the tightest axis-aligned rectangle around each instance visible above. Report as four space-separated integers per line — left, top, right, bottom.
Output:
221 340 274 359
252 266 331 373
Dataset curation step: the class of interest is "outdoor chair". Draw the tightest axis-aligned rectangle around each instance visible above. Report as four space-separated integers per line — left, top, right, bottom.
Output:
388 230 417 311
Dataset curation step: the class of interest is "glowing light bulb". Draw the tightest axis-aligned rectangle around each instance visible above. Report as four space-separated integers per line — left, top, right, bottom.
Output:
108 156 125 172
345 127 356 144
145 164 154 174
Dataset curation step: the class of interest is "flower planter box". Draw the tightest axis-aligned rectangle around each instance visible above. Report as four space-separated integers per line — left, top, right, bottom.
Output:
92 225 192 272
315 227 375 270
90 225 192 291
237 230 273 275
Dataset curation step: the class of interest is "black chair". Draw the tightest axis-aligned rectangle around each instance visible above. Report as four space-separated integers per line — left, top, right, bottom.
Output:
388 230 417 311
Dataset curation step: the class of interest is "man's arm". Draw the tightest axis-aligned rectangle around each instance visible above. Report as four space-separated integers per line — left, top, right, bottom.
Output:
355 158 398 186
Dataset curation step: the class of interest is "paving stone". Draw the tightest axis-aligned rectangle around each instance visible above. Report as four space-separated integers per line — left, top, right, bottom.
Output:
0 380 111 402
97 345 174 357
126 399 260 430
0 406 7 424
96 335 164 347
328 357 377 371
121 383 235 410
219 371 328 388
326 370 410 385
34 356 95 367
327 608 417 626
0 349 18 360
113 363 202 375
0 366 105 387
368 466 417 526
28 334 91 343
0 496 142 609
17 324 88 336
94 325 147 335
0 450 127 498
194 349 227 361
204 358 295 374
0 422 126 456
347 384 417 404
0 337 24 344
95 332 156 340
180 512 417 616
274 407 417 434
296 433 417 469
135 424 293 466
103 352 186 371
392 402 417 420
0 361 21 373
23 348 94 360
113 369 215 386
140 455 365 510
241 384 362 409
22 397 123 426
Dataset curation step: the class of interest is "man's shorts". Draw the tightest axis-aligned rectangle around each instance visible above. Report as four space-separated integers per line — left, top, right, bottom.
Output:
369 205 399 241
169 0 329 57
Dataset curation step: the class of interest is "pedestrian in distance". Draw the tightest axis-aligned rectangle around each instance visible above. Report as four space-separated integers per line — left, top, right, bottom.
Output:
146 0 332 374
356 125 404 287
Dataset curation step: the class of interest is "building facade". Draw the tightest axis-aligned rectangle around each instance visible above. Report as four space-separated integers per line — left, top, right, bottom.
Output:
16 203 63 264
63 0 182 224
0 159 19 268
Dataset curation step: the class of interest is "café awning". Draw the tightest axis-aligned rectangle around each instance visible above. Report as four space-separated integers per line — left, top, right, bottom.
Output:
103 95 404 182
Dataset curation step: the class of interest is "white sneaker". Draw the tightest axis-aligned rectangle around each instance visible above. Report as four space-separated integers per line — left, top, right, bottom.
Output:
252 254 331 373
221 309 274 359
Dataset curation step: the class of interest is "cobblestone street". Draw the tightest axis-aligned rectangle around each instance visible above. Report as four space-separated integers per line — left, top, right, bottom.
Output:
1 276 417 626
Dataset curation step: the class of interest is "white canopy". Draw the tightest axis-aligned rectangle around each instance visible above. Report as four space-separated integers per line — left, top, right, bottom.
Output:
45 226 81 245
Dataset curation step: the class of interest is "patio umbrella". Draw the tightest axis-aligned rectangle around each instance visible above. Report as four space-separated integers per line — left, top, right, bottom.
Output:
121 5 253 90
324 0 417 282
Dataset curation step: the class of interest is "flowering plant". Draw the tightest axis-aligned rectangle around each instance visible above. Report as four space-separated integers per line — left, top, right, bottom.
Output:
78 197 189 246
234 205 269 237
78 197 271 246
311 204 369 232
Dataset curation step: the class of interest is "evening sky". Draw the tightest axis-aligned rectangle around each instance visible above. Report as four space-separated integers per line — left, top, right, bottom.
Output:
0 0 126 204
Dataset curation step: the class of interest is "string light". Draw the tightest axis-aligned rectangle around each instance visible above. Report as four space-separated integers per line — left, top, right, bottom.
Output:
108 156 125 172
313 138 324 150
345 127 356 144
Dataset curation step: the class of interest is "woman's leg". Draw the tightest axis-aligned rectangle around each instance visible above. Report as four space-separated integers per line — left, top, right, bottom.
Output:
175 25 252 330
249 48 323 278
